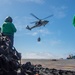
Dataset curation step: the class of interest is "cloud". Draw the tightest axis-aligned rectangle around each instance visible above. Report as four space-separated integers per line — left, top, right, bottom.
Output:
0 0 45 6
22 52 59 59
38 29 50 34
15 0 45 4
50 6 67 19
26 29 53 36
49 40 61 46
0 0 11 5
32 29 50 36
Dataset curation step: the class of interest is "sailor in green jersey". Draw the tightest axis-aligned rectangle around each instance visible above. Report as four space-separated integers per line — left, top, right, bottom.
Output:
1 16 17 48
73 15 75 27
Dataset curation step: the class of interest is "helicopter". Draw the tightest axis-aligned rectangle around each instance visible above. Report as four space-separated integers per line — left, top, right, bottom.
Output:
26 13 53 30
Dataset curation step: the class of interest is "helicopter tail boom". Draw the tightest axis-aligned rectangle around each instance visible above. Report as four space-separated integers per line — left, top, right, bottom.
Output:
26 25 31 30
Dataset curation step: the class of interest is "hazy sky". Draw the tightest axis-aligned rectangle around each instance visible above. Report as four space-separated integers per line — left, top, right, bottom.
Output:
0 0 75 59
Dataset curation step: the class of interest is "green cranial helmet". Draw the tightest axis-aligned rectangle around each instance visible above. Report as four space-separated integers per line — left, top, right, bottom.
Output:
5 16 13 22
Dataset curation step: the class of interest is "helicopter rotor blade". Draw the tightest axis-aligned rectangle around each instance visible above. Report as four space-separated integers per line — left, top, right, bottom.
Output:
30 21 37 24
30 21 36 24
30 13 40 20
42 14 54 20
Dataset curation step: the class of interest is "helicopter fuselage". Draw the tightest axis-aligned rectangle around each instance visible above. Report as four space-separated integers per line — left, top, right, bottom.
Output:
35 20 49 27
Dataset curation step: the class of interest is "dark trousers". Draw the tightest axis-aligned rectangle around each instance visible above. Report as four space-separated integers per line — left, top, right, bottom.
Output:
7 35 14 48
2 33 14 48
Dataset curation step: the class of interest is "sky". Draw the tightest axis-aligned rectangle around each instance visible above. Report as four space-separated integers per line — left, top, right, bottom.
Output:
0 0 75 59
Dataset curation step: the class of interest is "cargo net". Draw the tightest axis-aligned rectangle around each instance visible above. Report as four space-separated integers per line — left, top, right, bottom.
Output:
0 33 75 75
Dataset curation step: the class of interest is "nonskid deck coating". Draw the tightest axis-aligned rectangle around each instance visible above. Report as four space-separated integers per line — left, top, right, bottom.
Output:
21 59 75 71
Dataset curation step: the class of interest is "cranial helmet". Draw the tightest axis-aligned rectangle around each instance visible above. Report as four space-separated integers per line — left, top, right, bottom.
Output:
5 16 13 22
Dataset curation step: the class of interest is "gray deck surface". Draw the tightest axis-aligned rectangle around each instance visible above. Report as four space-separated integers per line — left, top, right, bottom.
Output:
21 59 75 71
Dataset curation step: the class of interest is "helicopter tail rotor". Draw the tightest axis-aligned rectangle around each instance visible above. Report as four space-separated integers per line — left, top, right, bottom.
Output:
26 25 31 30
